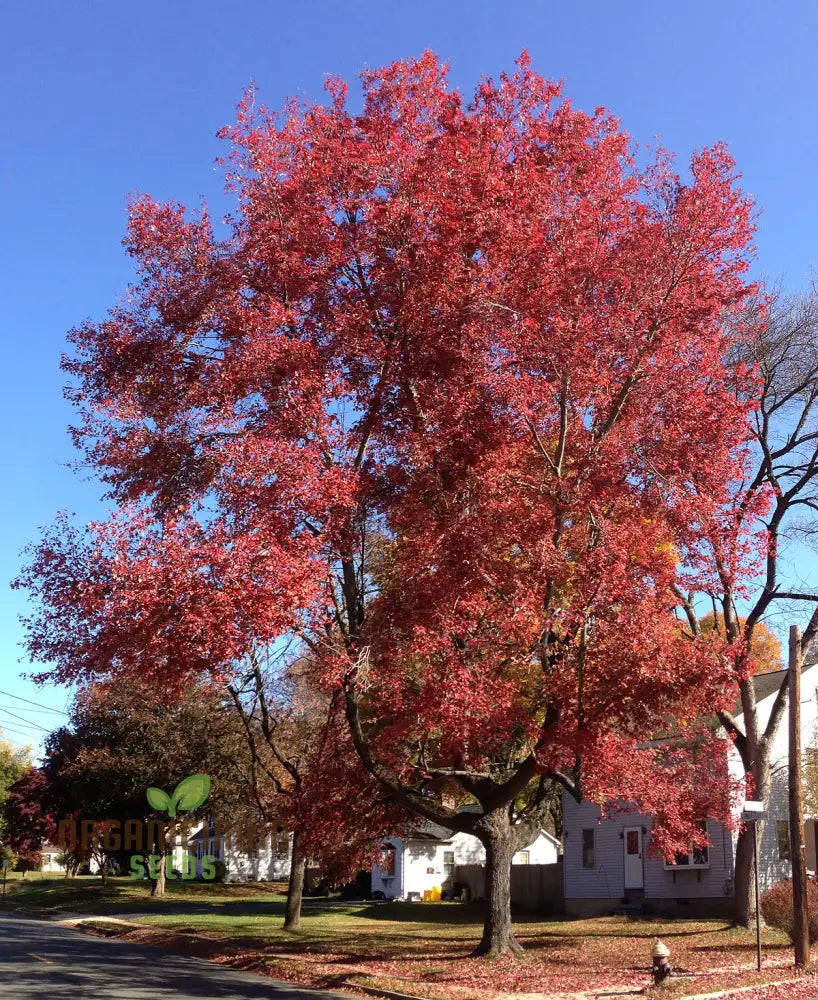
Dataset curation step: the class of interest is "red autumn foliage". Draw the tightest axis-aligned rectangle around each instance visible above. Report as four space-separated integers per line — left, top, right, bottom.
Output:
760 879 818 945
17 53 761 952
2 767 55 870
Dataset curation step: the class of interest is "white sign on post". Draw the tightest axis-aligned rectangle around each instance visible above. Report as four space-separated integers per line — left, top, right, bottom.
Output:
742 800 766 822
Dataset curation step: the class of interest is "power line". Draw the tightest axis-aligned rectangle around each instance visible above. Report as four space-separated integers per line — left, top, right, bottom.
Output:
0 689 68 716
0 719 45 737
0 704 56 716
0 707 52 733
0 723 37 742
0 733 32 751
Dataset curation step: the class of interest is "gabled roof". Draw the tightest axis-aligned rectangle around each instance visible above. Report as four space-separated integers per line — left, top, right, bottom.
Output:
404 823 454 842
401 808 558 848
733 664 816 720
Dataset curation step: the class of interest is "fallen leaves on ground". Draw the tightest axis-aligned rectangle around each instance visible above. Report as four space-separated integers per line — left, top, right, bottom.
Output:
109 913 818 1000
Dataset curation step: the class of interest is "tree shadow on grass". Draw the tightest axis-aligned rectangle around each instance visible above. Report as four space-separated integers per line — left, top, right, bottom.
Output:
691 941 790 953
518 936 583 952
353 901 485 924
150 925 474 963
528 923 735 940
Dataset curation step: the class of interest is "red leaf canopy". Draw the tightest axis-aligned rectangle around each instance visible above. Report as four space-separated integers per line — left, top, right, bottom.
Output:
19 53 759 851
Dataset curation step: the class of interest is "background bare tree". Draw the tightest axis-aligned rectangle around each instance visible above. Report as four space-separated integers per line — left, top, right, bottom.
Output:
675 285 818 926
227 645 317 931
227 643 402 931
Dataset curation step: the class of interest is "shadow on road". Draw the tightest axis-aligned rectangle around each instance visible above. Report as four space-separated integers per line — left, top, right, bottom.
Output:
0 911 347 1000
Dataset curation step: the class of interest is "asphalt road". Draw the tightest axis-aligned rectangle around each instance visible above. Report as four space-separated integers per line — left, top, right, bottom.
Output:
0 909 348 999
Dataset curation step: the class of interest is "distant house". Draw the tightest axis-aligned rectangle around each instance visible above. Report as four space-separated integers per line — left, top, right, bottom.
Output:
186 823 292 882
40 842 67 874
371 817 560 900
39 841 105 875
561 665 818 916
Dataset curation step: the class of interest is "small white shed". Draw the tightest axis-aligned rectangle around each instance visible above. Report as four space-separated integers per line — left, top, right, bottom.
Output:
371 820 560 900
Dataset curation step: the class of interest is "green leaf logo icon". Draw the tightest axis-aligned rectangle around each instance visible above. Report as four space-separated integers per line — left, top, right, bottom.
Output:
172 774 211 814
146 786 172 812
146 774 211 818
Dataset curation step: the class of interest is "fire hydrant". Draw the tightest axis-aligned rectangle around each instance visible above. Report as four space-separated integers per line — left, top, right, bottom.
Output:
651 938 672 985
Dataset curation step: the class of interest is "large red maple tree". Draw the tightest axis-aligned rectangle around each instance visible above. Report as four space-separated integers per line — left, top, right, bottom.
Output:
19 54 761 954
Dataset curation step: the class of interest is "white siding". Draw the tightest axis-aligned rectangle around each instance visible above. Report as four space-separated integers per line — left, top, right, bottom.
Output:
520 831 560 865
563 796 733 902
371 836 404 897
403 840 449 896
563 663 818 908
643 816 734 901
372 828 558 899
563 797 625 900
223 830 292 882
744 668 818 893
187 824 292 882
40 844 66 873
752 765 792 893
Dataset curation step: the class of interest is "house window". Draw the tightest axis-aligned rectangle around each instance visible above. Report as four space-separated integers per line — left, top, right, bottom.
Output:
664 820 710 869
443 850 455 879
777 820 790 861
582 828 595 868
517 850 530 865
381 843 396 876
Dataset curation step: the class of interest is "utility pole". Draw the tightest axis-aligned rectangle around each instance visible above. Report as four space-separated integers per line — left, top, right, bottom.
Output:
789 624 810 967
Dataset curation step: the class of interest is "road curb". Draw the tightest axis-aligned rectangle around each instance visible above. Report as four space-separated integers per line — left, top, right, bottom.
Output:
0 902 69 921
343 983 437 1000
648 974 817 1000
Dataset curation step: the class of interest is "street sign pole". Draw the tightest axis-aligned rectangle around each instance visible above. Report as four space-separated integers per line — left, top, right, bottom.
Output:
789 624 810 967
753 820 761 971
743 800 766 972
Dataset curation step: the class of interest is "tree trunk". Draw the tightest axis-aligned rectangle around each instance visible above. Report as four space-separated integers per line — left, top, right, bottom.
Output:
284 830 306 931
473 810 523 957
733 824 757 927
150 823 169 898
734 754 771 927
151 854 166 897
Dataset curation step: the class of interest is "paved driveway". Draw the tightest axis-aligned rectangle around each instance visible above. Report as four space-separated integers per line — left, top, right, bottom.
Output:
0 909 347 999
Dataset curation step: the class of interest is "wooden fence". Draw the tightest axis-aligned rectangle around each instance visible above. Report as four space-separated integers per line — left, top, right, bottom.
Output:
454 859 563 913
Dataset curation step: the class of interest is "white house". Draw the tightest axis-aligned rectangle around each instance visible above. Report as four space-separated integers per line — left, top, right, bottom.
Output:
187 822 292 882
561 665 818 916
371 818 561 900
40 841 106 875
40 842 68 874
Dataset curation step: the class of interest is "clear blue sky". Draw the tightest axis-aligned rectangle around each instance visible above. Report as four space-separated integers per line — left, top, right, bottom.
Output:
2 0 817 756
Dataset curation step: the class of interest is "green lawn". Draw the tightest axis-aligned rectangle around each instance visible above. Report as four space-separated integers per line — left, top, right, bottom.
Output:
2 873 288 914
99 902 805 999
4 876 811 999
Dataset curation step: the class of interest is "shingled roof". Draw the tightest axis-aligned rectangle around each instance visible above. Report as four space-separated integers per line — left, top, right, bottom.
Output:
749 668 789 704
